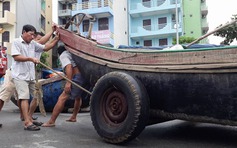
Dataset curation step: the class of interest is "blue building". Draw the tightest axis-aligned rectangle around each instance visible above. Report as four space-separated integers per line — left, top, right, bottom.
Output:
57 0 206 47
129 0 182 46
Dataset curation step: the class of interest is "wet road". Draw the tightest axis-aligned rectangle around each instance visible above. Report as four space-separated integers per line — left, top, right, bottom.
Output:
1 102 237 148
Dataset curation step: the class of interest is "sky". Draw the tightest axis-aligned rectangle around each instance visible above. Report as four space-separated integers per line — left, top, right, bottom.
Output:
206 0 237 44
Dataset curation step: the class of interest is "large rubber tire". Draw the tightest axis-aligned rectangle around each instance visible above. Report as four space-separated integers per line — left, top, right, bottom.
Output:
90 71 149 144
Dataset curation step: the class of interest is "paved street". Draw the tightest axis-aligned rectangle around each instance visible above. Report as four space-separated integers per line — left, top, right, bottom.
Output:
1 101 237 148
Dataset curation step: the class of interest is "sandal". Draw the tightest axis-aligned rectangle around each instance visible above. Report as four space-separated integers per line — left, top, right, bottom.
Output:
24 124 40 131
21 116 38 121
32 116 38 120
33 121 43 126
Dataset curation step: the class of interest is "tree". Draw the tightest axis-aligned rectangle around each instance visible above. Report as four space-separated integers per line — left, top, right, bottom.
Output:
172 36 197 44
214 15 237 45
36 52 49 72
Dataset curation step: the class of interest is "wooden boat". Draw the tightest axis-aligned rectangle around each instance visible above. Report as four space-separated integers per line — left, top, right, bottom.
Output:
57 13 237 144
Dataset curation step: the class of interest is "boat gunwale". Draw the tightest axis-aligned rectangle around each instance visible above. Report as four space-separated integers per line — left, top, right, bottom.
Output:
66 45 237 74
97 44 237 54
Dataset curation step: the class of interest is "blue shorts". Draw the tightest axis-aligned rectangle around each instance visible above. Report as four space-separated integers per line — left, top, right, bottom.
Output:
70 73 85 100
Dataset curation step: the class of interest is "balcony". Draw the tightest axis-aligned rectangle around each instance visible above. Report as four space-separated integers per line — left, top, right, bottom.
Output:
72 0 113 18
130 21 182 39
202 22 209 32
130 0 181 18
58 9 72 17
201 3 208 15
58 0 77 4
0 10 15 26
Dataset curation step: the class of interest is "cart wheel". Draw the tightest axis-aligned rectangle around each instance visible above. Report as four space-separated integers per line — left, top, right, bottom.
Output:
90 71 149 144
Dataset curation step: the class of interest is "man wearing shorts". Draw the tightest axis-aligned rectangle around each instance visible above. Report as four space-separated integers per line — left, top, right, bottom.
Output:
42 45 84 127
11 24 59 131
0 27 57 128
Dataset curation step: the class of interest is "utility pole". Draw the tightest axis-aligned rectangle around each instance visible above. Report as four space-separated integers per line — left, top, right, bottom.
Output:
175 0 179 45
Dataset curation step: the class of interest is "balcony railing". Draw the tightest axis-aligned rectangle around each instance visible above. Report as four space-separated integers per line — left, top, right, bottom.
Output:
72 0 113 11
58 9 72 16
131 0 181 10
0 11 15 26
132 21 181 33
58 0 77 4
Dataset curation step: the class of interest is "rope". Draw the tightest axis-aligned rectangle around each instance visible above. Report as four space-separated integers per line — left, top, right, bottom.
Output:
34 64 46 116
38 61 92 95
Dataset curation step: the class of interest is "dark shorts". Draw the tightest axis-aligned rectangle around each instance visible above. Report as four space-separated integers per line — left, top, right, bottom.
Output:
70 73 85 100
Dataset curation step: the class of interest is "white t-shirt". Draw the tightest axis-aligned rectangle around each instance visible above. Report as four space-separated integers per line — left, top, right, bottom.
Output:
59 50 76 72
11 36 45 81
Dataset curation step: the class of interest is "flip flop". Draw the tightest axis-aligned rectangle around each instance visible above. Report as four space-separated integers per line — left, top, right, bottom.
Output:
24 124 40 131
21 116 38 121
32 116 38 120
33 121 43 126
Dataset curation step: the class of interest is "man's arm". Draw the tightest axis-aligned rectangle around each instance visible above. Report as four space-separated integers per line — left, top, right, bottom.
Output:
12 55 39 64
38 24 57 44
43 32 60 51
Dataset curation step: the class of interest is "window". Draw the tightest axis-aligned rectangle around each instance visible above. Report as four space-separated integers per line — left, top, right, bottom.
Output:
202 14 206 18
2 2 10 17
143 19 151 30
98 18 109 30
158 17 167 29
82 0 89 9
144 40 152 46
41 16 45 30
172 14 176 21
142 0 151 7
2 31 9 42
159 38 167 46
62 18 67 25
83 20 89 32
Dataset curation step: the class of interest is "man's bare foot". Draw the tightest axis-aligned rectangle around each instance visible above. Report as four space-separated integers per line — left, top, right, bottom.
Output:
41 122 55 127
66 118 77 122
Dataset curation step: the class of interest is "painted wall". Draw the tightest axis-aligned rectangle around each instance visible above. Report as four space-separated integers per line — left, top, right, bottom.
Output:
16 0 41 37
113 0 128 47
182 0 202 38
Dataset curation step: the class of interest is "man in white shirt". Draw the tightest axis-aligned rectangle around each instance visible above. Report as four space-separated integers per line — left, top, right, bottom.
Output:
11 24 59 131
0 30 55 128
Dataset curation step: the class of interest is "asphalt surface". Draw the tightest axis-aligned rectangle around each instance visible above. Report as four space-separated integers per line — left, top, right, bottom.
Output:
1 102 237 148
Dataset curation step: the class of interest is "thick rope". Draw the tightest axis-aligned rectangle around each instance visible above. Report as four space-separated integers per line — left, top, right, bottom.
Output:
38 61 92 95
34 64 46 116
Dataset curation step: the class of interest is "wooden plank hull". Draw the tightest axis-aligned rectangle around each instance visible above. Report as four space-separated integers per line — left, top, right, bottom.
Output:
69 48 237 125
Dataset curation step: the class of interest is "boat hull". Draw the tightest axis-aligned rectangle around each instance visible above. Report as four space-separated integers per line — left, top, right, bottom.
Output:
57 25 237 144
71 50 237 125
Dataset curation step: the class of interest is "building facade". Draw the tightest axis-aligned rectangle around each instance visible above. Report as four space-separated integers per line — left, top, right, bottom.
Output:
57 0 208 47
182 0 209 43
0 0 53 70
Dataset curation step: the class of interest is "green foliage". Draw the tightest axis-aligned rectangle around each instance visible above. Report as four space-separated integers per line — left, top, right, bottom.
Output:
214 15 237 45
172 36 197 44
36 52 49 72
